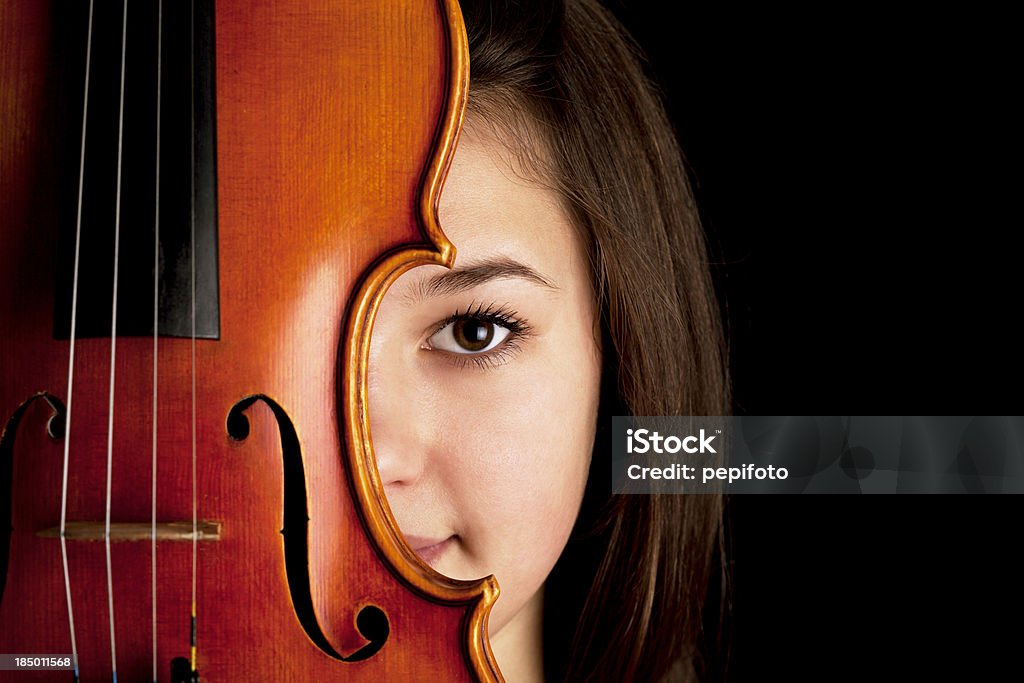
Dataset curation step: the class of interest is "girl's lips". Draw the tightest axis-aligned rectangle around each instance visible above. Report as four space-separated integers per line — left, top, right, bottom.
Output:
405 535 454 567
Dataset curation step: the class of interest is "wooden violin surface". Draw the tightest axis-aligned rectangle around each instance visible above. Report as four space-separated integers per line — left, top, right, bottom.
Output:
0 1 501 680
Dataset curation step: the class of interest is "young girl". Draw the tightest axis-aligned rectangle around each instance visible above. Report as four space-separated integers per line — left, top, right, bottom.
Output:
371 1 730 680
0 0 725 679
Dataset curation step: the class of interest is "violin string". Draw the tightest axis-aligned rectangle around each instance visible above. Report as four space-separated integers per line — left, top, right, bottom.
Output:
151 1 164 681
190 0 199 670
60 2 95 679
104 0 130 679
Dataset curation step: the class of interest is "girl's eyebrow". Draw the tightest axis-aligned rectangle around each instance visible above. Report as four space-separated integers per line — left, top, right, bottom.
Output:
404 256 559 303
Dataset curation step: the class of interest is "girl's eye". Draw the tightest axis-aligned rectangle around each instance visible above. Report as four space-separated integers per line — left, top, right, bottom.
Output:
427 318 512 354
423 303 532 369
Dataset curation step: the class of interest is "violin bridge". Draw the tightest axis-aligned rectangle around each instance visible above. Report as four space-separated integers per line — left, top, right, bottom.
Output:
36 521 221 542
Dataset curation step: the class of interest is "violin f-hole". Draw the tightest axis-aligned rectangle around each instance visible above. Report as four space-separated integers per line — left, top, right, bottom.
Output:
226 394 390 663
0 392 66 607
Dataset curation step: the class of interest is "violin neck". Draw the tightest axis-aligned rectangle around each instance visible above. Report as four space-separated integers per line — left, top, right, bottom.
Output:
52 0 220 342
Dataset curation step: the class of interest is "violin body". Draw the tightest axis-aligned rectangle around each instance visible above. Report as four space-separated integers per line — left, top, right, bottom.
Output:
0 1 499 680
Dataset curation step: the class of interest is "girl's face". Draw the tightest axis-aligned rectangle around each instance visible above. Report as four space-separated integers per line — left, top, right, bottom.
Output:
368 122 602 648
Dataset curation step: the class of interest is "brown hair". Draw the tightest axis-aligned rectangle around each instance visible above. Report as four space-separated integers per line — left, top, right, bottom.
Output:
461 0 731 680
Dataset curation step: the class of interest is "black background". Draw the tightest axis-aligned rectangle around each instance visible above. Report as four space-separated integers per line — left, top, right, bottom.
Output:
610 3 1019 680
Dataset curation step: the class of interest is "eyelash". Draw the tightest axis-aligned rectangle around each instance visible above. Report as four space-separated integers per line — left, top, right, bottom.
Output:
426 301 534 370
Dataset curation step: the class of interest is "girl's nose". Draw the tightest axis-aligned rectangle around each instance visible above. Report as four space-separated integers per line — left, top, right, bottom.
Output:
367 341 429 489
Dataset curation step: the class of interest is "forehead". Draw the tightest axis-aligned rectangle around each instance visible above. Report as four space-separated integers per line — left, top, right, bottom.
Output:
435 123 583 284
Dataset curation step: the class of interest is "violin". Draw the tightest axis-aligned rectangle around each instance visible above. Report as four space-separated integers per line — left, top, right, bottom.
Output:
0 0 502 680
